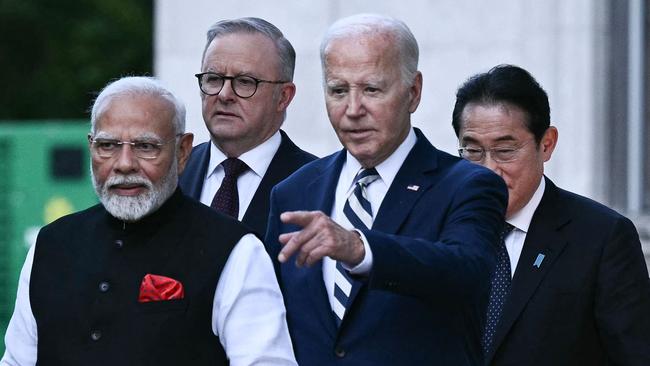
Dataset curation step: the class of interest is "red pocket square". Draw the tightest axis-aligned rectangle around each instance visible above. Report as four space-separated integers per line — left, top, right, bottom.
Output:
138 274 184 303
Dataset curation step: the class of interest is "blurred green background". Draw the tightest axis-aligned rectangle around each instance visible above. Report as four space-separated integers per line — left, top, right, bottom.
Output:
0 0 154 355
0 0 153 119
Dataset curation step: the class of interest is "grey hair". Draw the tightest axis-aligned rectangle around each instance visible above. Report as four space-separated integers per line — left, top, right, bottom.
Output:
202 17 296 81
320 13 419 85
90 76 186 135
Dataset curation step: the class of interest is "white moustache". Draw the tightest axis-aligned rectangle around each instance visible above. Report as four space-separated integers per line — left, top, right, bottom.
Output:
105 175 153 189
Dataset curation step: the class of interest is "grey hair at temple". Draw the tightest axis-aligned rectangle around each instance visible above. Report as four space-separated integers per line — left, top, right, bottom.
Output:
90 76 186 135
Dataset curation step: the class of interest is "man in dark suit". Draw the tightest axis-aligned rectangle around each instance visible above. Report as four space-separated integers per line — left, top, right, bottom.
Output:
265 14 508 365
453 64 650 365
179 17 315 236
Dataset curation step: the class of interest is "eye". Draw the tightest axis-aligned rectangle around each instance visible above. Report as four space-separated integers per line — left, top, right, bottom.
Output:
95 140 119 150
493 147 518 161
328 86 347 96
460 147 484 161
134 142 159 152
204 73 223 84
235 76 256 87
364 86 380 94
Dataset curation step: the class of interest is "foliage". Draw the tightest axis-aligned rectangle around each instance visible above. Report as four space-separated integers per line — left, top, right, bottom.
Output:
0 0 153 119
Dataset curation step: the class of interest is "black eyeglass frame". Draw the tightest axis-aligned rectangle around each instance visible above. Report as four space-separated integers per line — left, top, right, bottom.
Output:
194 72 288 99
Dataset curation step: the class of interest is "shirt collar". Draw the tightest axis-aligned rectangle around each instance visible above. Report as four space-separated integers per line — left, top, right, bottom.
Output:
341 127 417 192
507 177 545 233
207 131 282 179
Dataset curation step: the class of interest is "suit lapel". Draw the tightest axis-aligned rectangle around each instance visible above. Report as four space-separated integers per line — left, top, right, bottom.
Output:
179 142 210 200
372 129 438 234
242 130 309 236
488 178 570 362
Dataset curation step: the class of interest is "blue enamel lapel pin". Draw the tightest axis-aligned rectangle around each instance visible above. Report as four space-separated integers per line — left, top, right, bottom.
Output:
533 253 545 268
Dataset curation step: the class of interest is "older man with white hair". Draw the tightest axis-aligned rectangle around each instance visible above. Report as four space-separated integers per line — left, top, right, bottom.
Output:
265 14 507 365
1 76 297 366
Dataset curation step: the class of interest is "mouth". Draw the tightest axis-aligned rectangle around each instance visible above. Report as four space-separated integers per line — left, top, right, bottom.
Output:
109 182 148 196
343 128 374 139
215 111 239 118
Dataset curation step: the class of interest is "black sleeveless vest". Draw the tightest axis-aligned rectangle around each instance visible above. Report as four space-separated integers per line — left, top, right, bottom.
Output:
30 189 249 365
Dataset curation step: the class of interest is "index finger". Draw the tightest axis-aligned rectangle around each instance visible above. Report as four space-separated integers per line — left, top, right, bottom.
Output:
280 210 321 228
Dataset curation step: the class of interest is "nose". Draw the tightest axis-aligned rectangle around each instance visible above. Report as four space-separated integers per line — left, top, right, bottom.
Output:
482 154 502 175
113 144 139 174
216 79 237 102
345 89 366 118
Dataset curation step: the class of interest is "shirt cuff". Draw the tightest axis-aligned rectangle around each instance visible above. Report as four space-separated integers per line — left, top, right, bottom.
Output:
342 229 373 275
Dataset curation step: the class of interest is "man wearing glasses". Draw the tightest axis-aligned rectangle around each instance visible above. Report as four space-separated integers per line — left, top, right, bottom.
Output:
180 17 315 236
1 77 297 366
453 64 650 365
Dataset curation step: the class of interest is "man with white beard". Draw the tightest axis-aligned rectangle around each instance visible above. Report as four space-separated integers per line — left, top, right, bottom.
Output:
1 76 297 366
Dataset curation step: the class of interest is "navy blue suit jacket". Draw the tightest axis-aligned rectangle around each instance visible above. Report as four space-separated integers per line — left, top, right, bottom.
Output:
179 130 316 236
487 177 650 366
265 129 508 365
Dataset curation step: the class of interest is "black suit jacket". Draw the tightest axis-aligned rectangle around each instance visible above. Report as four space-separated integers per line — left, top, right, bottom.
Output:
488 177 650 366
179 130 316 236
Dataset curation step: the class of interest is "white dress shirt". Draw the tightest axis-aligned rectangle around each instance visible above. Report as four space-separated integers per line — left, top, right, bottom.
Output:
199 131 282 220
504 177 546 278
1 234 297 366
323 128 417 312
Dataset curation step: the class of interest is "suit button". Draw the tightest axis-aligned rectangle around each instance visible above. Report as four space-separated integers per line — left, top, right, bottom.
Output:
115 239 124 248
99 281 110 292
334 347 345 358
90 330 102 341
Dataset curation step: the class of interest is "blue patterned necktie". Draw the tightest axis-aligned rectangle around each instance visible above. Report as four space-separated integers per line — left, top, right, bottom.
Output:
333 168 380 326
210 158 249 218
483 223 515 353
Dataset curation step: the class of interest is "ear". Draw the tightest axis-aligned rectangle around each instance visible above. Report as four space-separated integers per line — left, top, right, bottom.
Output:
540 126 558 162
276 82 296 112
176 133 194 175
407 71 423 113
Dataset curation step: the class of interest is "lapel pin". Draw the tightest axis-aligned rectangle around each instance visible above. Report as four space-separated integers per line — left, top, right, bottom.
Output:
407 184 419 191
533 253 545 268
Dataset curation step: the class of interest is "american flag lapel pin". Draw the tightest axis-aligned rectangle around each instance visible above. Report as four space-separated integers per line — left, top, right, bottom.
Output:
407 184 419 191
533 253 545 268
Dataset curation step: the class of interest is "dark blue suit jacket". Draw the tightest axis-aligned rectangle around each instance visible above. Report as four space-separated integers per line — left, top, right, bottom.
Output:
179 130 316 236
487 177 650 366
265 129 508 365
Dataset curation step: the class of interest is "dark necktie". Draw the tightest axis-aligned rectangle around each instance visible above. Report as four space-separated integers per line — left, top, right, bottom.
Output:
483 223 515 353
333 168 380 326
210 158 248 218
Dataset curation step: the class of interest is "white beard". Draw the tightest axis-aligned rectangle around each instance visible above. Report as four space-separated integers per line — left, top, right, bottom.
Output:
92 160 178 222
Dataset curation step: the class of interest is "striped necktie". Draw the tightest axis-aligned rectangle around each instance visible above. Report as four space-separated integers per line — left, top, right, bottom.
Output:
483 223 515 353
333 168 380 326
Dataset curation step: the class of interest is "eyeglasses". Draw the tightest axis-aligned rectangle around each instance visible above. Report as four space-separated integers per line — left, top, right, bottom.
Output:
458 140 534 163
89 134 182 160
194 72 288 98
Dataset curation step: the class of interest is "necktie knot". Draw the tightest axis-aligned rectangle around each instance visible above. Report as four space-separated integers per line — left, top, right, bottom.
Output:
222 158 248 178
354 168 380 188
500 223 515 241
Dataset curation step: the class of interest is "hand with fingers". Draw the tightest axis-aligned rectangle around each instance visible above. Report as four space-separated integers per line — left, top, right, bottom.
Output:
277 210 365 268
